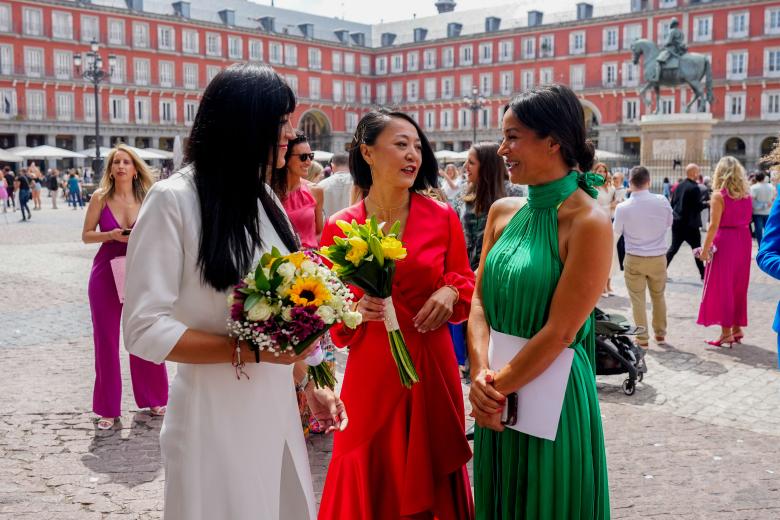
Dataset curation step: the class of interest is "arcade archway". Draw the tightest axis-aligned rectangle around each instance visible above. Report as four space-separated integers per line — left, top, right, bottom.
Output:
298 110 332 151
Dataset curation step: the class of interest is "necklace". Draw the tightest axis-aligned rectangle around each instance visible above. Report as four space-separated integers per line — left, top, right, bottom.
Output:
365 194 409 225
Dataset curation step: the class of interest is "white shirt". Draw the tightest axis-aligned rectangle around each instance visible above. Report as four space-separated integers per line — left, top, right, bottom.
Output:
750 180 776 216
613 189 673 257
317 170 353 219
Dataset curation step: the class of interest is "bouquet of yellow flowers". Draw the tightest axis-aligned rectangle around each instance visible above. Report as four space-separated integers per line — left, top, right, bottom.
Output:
319 217 419 388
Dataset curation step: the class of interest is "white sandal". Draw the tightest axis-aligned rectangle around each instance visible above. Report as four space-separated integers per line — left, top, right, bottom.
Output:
97 417 115 430
150 406 167 416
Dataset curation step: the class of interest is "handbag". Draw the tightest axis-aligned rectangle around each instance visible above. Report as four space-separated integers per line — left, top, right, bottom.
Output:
110 256 126 303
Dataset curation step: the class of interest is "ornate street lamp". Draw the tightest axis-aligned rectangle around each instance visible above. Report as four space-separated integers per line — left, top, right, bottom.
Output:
74 39 116 182
462 85 486 146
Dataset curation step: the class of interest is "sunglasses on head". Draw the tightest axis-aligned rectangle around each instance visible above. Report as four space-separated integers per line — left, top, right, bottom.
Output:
296 153 315 161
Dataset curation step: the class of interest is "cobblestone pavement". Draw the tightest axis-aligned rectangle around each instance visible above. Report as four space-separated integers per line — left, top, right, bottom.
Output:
1 205 779 519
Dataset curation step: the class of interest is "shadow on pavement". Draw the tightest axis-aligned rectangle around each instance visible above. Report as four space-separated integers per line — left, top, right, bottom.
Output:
597 378 659 406
81 412 163 487
704 340 778 371
649 341 728 376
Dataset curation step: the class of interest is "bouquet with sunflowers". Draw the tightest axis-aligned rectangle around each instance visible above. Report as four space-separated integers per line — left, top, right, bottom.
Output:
227 248 363 389
319 217 419 388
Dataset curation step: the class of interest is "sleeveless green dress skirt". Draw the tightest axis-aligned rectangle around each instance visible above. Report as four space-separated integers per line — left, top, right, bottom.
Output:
473 171 610 519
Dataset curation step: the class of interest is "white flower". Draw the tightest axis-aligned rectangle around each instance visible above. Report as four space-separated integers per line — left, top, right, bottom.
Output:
316 305 337 325
301 260 317 275
281 306 294 322
343 311 363 329
277 262 296 280
247 299 274 322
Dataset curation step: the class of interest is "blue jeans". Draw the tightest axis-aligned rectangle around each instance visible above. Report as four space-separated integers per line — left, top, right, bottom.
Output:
68 189 83 208
753 214 769 247
18 189 31 220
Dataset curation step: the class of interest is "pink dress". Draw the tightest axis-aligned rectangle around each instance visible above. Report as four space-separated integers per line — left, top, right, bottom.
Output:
282 183 318 248
697 189 753 328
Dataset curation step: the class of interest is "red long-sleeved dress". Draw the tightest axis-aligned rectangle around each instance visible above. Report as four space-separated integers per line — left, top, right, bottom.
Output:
318 193 475 520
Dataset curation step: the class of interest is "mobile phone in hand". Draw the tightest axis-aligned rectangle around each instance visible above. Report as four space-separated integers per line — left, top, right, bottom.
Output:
500 393 518 426
121 229 131 236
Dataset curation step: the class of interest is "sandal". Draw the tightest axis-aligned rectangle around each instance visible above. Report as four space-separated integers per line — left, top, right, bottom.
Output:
150 406 167 416
97 417 115 430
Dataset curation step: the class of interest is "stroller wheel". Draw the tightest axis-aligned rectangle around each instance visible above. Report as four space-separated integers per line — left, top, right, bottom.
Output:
622 378 636 396
637 372 644 383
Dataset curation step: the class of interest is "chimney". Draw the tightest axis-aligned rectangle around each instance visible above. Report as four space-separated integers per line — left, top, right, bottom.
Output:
258 16 275 32
299 23 314 39
350 32 366 46
381 32 397 47
172 1 190 18
485 16 501 33
434 0 456 14
576 3 593 20
334 29 350 44
125 0 143 10
447 22 462 38
528 10 543 27
218 9 235 26
413 27 428 42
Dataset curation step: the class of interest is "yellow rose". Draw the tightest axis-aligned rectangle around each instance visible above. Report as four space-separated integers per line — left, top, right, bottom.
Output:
345 237 369 266
380 237 407 260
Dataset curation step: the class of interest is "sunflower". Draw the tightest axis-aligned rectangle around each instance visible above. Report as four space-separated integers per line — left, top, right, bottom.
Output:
289 277 331 307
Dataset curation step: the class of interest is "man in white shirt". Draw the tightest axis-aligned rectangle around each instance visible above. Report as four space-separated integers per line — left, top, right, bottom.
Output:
750 172 777 247
613 166 674 348
317 152 355 220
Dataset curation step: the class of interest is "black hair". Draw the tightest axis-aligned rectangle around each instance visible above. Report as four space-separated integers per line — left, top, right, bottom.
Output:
629 166 651 187
755 172 766 182
185 63 300 291
331 152 349 168
270 131 307 199
462 142 507 215
507 84 595 172
663 177 670 183
348 109 438 192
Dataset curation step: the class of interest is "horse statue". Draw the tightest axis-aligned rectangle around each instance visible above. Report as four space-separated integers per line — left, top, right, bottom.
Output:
630 38 714 114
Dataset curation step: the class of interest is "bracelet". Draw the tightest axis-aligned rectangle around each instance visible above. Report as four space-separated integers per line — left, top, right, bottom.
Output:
295 371 310 393
232 338 249 380
443 284 459 301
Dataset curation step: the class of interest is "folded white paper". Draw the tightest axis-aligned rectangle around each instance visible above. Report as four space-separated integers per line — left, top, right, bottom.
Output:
110 256 126 304
488 328 574 441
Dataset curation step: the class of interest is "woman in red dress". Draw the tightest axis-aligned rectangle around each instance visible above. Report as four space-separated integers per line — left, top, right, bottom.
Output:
319 110 475 520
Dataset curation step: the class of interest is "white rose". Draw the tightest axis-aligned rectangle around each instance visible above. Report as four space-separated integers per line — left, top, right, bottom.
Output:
247 299 274 322
281 306 294 322
316 305 336 325
343 311 363 329
301 260 317 275
277 262 296 280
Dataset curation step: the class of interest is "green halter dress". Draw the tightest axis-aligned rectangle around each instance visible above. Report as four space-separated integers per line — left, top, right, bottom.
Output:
474 171 610 519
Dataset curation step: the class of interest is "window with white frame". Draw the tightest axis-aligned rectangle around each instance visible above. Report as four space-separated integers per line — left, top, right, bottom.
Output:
56 92 73 121
360 55 371 75
500 71 513 95
766 48 780 77
133 22 149 48
460 75 473 97
499 40 513 62
424 110 435 131
83 93 95 121
269 42 282 64
602 62 618 87
540 67 553 85
228 36 242 59
108 19 125 45
660 96 674 114
185 101 198 126
333 80 343 102
539 35 554 57
159 61 174 87
479 42 493 64
725 92 745 121
54 51 72 80
0 45 13 75
249 40 263 61
727 51 747 80
344 53 355 73
622 23 642 49
361 83 371 104
135 97 150 124
183 63 198 89
284 44 297 66
391 82 403 104
160 99 176 124
522 37 535 59
407 80 418 102
158 26 175 51
23 7 42 36
391 54 403 73
285 74 298 94
459 44 473 66
442 47 455 68
728 12 749 39
26 90 44 120
52 11 73 39
345 81 356 103
603 27 618 51
623 99 639 122
440 109 453 131
480 73 492 96
762 91 780 120
308 77 320 99
569 31 585 55
80 15 99 42
407 111 419 125
423 49 436 70
657 20 672 46
24 47 43 77
346 112 358 133
522 69 534 90
206 33 222 57
478 108 490 129
766 8 780 35
0 88 17 118
110 96 128 123
206 65 220 83
0 4 11 33
424 78 436 100
182 29 199 54
308 48 322 70
659 0 676 8
110 56 126 84
622 61 639 87
375 56 387 75
134 58 150 85
693 16 712 42
441 77 454 99
375 83 386 104
332 51 343 72
570 64 585 91
458 108 471 129
407 51 419 72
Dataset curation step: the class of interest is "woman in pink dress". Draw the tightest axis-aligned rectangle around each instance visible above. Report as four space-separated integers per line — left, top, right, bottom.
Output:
697 156 753 346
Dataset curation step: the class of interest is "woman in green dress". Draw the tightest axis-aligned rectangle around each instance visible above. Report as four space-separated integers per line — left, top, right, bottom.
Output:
467 84 612 519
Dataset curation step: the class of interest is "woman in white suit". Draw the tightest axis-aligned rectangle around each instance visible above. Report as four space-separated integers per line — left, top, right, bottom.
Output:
122 64 347 520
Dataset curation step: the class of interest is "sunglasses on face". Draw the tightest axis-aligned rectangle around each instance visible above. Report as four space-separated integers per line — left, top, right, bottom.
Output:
296 153 315 161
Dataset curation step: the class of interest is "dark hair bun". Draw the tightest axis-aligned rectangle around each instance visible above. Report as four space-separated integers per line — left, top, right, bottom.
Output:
577 139 596 172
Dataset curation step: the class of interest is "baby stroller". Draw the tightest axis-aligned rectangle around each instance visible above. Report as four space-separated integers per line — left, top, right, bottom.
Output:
594 308 647 396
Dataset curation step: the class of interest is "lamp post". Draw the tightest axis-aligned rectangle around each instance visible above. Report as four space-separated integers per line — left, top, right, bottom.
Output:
74 40 116 182
462 85 486 147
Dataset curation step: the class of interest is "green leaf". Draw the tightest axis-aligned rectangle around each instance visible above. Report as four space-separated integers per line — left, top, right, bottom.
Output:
260 252 272 268
271 246 281 257
369 235 384 267
243 293 260 312
237 287 253 295
389 220 401 236
254 264 270 292
333 236 347 247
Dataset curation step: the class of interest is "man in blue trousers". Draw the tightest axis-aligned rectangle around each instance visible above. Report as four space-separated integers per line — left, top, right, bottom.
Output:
756 195 780 368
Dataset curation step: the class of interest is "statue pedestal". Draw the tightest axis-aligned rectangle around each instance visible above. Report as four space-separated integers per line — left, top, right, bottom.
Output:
639 113 716 179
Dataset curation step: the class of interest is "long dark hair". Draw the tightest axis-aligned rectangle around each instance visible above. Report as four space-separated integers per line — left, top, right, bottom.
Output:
185 63 300 291
507 84 595 172
348 109 438 192
462 142 507 215
270 131 307 200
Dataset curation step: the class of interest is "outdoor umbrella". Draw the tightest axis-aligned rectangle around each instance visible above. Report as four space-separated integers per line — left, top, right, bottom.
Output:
5 146 30 155
140 147 174 159
312 150 333 162
434 150 468 162
0 149 24 162
18 145 86 159
77 146 114 158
